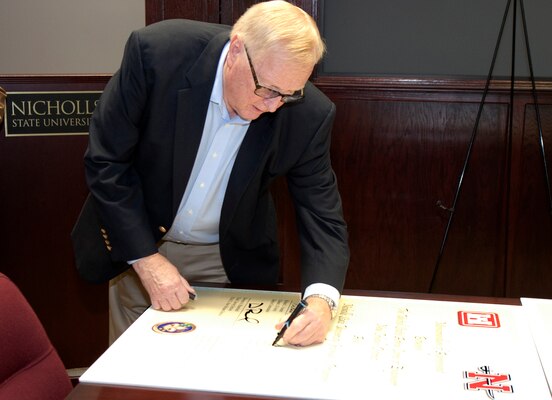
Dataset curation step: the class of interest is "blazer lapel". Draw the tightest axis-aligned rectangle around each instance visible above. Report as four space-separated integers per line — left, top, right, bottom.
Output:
219 114 274 239
172 87 209 215
172 30 230 216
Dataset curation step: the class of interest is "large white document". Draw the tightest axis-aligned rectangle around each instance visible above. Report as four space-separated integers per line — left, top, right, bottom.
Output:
522 297 552 392
81 287 551 399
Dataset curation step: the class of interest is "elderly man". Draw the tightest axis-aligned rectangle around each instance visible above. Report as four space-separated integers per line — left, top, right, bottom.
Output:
80 0 349 345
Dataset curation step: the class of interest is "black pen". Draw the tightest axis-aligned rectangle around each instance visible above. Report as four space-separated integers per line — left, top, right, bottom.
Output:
272 299 308 346
188 291 196 300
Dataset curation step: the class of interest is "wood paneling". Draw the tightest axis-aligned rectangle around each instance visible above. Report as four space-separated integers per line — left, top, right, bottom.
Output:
146 0 319 26
219 0 318 25
507 103 552 298
146 0 220 25
315 77 552 298
0 75 111 369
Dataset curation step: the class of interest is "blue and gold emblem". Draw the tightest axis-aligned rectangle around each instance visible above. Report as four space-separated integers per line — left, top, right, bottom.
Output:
152 321 196 334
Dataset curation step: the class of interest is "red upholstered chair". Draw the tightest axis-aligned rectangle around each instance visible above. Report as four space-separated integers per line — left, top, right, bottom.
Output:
0 273 73 399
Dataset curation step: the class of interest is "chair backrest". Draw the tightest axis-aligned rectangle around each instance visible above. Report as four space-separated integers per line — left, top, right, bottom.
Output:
0 273 72 399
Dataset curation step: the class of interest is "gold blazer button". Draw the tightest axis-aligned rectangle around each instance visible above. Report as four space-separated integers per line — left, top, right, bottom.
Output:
159 226 167 233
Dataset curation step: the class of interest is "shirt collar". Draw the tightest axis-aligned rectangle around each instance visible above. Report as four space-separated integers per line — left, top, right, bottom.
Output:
211 41 249 125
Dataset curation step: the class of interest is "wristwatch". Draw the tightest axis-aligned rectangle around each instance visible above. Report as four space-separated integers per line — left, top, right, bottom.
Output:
306 294 338 319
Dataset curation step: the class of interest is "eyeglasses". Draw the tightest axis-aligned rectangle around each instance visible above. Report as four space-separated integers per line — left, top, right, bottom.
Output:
244 45 304 104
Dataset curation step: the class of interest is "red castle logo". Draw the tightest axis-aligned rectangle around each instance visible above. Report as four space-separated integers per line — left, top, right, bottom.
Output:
458 311 501 328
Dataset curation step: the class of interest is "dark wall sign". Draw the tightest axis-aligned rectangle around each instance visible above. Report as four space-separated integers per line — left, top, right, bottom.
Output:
4 91 101 137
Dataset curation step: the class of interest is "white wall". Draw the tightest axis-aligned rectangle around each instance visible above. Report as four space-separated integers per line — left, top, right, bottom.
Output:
0 0 145 74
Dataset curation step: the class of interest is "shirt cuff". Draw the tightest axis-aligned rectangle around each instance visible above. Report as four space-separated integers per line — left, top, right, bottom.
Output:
303 283 341 308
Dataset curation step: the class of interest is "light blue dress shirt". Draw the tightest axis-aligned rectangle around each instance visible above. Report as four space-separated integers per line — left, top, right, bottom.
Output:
165 42 249 244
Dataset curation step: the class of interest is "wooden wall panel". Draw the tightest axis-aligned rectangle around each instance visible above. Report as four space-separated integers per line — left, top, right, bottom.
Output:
0 75 110 369
324 94 509 296
146 0 220 25
316 78 552 298
219 0 318 25
508 103 552 298
146 0 319 26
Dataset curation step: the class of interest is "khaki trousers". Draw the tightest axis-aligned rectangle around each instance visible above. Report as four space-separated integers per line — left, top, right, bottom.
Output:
108 241 229 344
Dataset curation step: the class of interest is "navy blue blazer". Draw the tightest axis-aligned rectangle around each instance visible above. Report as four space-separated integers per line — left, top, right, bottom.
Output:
79 19 349 292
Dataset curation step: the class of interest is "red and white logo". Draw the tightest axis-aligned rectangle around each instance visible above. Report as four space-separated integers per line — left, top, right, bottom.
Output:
458 311 501 328
464 365 513 398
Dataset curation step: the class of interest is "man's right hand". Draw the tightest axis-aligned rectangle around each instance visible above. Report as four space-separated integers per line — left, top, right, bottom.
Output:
132 253 196 311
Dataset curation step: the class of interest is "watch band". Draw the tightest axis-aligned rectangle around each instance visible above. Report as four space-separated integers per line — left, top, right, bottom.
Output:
306 294 338 319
